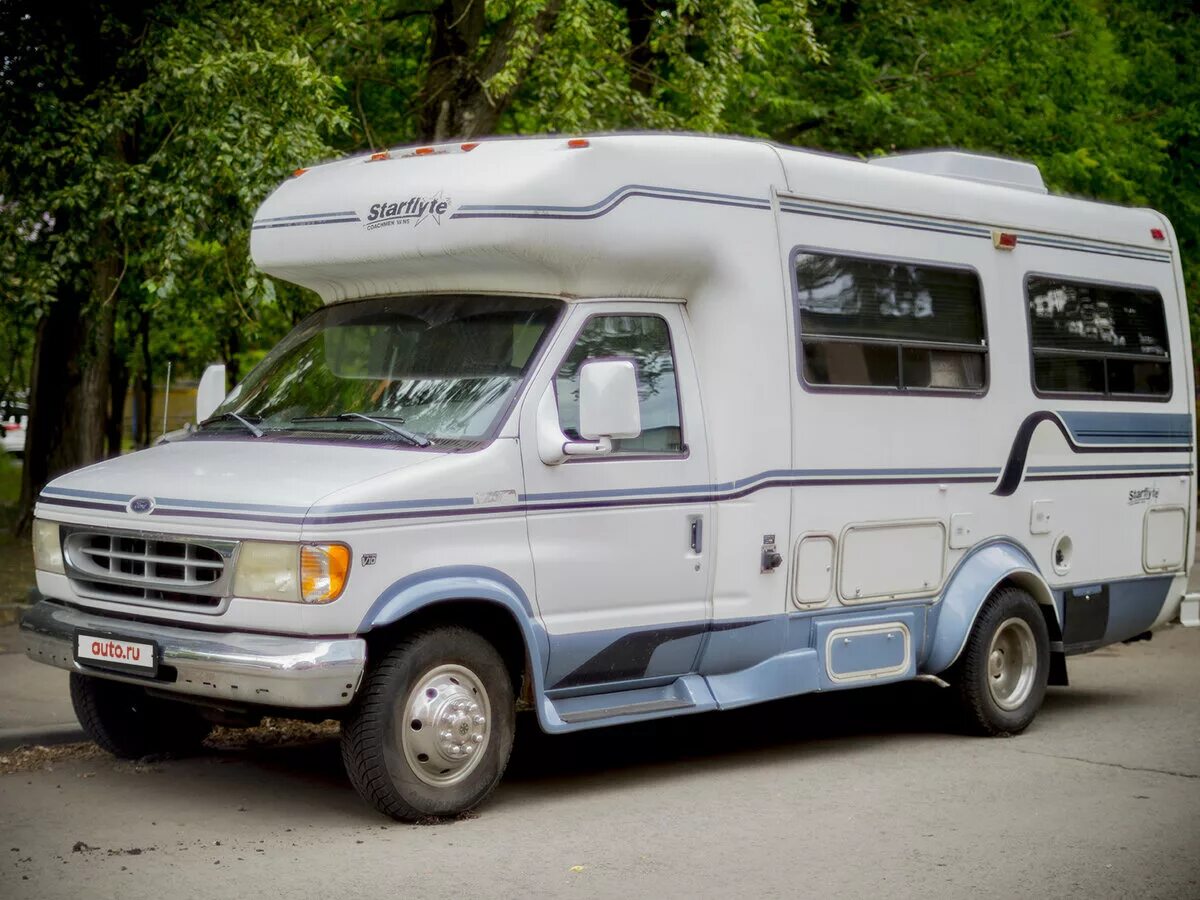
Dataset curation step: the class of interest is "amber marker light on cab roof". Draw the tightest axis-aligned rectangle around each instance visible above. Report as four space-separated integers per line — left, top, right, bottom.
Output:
368 151 390 162
567 138 590 149
414 146 435 156
292 167 307 177
992 230 1018 250
461 142 479 152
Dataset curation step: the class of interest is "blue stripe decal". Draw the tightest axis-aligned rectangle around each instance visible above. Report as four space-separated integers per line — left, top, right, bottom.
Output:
780 200 991 240
451 184 770 220
779 198 1170 263
1059 411 1192 445
256 211 358 223
41 486 135 503
36 411 1191 523
1017 233 1171 263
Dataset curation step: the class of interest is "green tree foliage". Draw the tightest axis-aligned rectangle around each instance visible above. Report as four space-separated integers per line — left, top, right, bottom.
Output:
723 0 1199 332
0 0 349 528
1 0 1197 532
331 1 822 146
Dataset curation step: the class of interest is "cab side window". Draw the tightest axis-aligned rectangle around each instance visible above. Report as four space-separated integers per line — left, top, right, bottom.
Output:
556 315 684 454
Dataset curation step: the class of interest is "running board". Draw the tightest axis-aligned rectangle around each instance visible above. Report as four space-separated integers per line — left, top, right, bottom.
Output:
547 675 715 729
559 697 692 724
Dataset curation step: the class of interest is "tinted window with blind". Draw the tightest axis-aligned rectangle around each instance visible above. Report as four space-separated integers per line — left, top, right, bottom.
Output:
1027 277 1170 398
795 252 986 392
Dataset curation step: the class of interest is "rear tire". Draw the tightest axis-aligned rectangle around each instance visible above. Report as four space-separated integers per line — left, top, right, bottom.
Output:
948 586 1050 736
70 674 213 758
341 626 515 821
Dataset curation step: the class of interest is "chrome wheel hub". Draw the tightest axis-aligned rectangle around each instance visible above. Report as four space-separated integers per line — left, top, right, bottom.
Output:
986 617 1037 712
400 664 491 787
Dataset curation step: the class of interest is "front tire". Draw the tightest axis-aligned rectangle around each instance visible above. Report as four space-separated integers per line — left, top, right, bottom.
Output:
341 627 515 821
70 674 213 758
949 586 1050 736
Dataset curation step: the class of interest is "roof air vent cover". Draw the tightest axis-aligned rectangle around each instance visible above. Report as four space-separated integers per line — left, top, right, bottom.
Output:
867 150 1047 194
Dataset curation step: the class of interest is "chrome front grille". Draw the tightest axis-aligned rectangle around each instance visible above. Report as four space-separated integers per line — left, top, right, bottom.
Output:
62 527 237 612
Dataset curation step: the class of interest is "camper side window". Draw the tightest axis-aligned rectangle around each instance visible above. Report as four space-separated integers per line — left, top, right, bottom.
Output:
556 315 684 454
1026 276 1171 399
794 251 986 393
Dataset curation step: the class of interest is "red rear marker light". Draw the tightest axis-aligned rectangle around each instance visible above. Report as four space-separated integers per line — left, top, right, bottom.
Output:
292 167 308 177
461 142 479 152
992 231 1018 250
1150 228 1165 241
414 146 435 156
567 138 590 149
368 151 390 162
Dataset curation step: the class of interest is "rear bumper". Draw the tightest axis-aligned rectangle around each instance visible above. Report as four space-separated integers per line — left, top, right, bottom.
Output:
20 600 366 709
1181 593 1200 628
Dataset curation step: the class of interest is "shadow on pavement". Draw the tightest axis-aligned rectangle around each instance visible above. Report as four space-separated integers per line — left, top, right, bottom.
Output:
109 677 1145 822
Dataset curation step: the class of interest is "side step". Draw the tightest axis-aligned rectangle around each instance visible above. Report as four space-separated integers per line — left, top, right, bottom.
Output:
559 697 692 724
547 675 715 730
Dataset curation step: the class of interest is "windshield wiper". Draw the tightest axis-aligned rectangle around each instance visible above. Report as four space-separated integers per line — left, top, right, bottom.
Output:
200 412 264 438
291 413 430 448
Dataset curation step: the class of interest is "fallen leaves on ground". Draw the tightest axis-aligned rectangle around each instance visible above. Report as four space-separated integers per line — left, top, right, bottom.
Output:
0 718 339 775
0 742 106 775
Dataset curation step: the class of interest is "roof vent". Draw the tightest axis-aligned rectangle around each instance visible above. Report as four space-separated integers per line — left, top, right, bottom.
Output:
867 150 1047 194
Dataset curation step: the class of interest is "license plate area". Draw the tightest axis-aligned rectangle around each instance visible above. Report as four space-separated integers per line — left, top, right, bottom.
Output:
74 632 159 678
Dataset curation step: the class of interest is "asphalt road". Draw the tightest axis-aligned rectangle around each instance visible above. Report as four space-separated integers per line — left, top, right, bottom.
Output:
2 625 1198 899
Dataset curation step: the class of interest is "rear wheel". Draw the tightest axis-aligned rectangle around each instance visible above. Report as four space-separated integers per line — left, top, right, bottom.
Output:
70 674 213 758
949 586 1050 736
341 626 515 821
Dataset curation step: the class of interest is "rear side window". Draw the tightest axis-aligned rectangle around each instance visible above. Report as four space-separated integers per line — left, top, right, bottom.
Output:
1026 276 1171 399
794 251 986 392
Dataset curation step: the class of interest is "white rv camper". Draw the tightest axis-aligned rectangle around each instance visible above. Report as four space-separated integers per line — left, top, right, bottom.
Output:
22 134 1198 820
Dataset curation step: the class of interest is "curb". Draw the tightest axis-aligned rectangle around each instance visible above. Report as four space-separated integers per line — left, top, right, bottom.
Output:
0 723 87 752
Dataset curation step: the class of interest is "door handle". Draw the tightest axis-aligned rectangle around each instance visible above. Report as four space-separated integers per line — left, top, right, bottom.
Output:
689 516 703 553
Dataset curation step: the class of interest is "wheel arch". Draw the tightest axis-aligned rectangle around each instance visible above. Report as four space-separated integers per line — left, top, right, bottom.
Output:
358 566 550 722
925 540 1058 676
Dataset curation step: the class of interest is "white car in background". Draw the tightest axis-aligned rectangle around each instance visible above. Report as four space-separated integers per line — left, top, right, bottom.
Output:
2 401 27 457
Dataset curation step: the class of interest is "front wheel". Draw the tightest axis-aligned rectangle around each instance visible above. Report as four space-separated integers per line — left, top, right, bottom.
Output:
341 626 515 821
949 586 1050 736
70 674 213 758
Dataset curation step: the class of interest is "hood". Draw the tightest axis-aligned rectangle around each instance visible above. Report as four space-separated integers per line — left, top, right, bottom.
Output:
37 437 441 534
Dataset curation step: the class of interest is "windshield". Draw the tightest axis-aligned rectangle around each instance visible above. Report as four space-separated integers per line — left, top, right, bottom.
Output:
205 295 561 445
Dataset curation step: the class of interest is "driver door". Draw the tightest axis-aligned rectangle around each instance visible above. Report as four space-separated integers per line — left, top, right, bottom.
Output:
519 301 713 693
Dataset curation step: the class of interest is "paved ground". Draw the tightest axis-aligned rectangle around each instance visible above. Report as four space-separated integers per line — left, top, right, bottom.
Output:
1 623 1198 899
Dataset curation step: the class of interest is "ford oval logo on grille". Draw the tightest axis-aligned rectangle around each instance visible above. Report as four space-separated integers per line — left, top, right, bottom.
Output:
128 496 156 514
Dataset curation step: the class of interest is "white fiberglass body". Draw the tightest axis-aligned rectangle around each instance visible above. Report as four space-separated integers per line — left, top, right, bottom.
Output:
26 134 1195 740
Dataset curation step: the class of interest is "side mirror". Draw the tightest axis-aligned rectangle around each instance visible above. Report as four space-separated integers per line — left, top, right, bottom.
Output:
196 364 227 424
578 359 641 440
536 359 641 466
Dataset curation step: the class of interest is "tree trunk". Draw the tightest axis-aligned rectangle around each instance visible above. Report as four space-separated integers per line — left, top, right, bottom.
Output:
139 306 152 448
14 251 118 535
417 0 565 141
106 349 129 456
225 327 241 387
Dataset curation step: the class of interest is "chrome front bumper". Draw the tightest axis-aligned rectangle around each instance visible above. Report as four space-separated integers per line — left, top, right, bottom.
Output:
20 600 367 709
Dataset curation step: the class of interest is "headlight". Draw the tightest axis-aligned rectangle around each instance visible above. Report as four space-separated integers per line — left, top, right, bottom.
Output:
233 541 301 602
32 519 64 574
233 541 350 604
300 544 351 604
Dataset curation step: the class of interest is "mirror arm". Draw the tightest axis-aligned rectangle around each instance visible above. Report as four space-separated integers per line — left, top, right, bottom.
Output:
536 384 615 465
563 436 613 457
